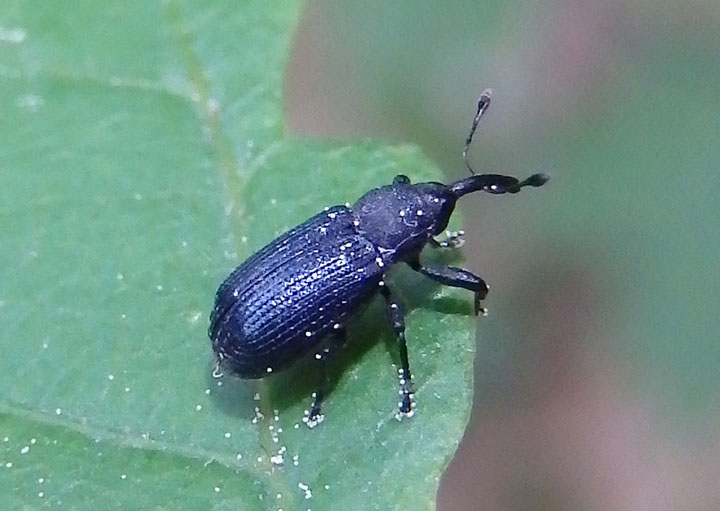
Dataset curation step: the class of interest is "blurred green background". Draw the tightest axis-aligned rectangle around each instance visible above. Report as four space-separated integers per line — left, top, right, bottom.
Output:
287 1 720 509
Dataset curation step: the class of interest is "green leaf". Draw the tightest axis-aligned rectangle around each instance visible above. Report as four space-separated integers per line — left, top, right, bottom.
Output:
0 2 475 509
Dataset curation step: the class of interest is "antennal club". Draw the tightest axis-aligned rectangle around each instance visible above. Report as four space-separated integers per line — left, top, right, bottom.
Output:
463 89 492 176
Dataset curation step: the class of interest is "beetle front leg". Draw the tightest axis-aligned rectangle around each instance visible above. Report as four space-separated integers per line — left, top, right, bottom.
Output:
380 285 415 420
429 229 466 249
409 260 490 315
305 326 346 428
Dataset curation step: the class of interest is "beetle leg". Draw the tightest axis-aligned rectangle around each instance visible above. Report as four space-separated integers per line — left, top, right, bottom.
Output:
305 326 346 428
409 261 490 316
380 286 415 420
429 229 466 249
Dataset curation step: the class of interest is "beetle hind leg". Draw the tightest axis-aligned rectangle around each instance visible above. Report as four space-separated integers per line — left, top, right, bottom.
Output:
380 286 415 420
409 261 490 315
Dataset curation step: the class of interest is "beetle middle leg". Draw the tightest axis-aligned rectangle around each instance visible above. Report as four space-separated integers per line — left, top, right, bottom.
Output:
305 326 346 428
408 260 490 315
380 285 415 420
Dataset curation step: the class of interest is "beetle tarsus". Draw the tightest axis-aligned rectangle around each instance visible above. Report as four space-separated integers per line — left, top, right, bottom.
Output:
430 230 466 249
305 391 325 429
409 260 489 316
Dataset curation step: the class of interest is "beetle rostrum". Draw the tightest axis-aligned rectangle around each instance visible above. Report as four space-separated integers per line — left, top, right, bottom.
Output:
208 90 549 427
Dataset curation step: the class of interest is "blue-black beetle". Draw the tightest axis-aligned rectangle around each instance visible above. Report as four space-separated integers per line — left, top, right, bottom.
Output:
209 90 548 426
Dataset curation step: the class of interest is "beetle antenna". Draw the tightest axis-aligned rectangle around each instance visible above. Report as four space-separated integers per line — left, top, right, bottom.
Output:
463 89 492 176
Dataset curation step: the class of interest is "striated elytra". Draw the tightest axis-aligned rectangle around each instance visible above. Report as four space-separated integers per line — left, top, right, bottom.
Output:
208 90 549 427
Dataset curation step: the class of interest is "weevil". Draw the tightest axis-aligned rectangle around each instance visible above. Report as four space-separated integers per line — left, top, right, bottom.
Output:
208 90 548 427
